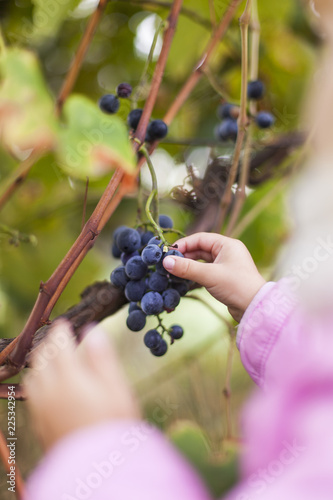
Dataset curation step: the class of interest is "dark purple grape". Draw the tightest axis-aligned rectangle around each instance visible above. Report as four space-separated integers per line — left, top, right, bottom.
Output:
110 266 129 288
112 242 122 259
255 111 275 129
124 279 146 302
128 302 141 313
159 215 173 229
141 230 154 247
151 338 168 357
116 82 132 98
169 325 184 340
148 272 169 293
248 80 265 100
125 256 148 280
141 291 164 315
117 228 141 254
142 244 163 265
144 329 162 349
216 119 238 142
127 109 143 130
146 120 168 141
126 310 146 331
99 94 120 114
171 280 189 296
121 251 140 265
162 289 180 311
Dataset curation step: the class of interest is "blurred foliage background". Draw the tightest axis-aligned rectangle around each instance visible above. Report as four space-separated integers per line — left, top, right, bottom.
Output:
0 0 320 497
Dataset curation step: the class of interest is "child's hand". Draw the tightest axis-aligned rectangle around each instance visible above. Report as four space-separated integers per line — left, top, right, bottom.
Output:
23 320 139 451
163 233 266 322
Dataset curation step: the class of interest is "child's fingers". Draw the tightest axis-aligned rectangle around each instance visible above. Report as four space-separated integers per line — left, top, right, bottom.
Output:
80 327 129 387
163 255 216 286
175 232 227 258
182 250 213 262
27 319 76 377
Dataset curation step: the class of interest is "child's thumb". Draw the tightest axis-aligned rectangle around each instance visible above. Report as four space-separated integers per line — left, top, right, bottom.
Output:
163 255 211 285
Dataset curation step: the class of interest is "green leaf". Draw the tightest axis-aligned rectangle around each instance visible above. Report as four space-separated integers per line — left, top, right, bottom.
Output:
56 95 136 180
28 0 82 43
169 421 239 498
0 48 58 155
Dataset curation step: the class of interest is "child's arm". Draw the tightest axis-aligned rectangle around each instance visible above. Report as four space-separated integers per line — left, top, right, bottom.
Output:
163 232 266 322
23 321 211 500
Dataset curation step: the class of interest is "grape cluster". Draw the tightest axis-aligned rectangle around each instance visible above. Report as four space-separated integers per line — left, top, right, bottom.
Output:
215 79 275 142
110 216 188 357
99 82 168 142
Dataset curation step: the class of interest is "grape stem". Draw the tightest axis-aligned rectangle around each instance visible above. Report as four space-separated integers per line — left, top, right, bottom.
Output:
132 20 167 107
145 190 166 243
140 145 159 223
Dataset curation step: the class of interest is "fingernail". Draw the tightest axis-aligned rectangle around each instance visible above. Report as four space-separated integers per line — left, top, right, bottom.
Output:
163 256 175 270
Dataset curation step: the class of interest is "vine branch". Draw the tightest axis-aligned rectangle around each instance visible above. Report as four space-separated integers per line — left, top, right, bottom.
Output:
225 0 260 235
56 0 109 113
163 0 242 126
215 0 253 231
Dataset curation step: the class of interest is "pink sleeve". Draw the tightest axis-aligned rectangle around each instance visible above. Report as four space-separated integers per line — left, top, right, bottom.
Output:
224 279 333 500
236 280 299 389
24 420 211 500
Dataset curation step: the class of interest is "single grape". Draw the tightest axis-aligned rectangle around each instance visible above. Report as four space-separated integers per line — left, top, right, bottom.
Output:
124 279 146 302
144 329 162 349
110 266 129 289
99 94 120 114
169 325 184 340
247 80 265 100
121 250 140 265
141 291 164 315
151 338 168 357
141 230 154 247
128 302 141 313
127 109 143 130
216 119 238 142
217 103 239 120
148 272 169 292
171 280 189 296
146 119 168 141
125 256 148 280
126 310 147 332
159 214 173 229
162 289 180 311
142 244 163 265
165 249 184 258
148 236 163 246
155 259 169 276
116 82 132 98
112 242 122 259
255 111 275 129
116 228 141 254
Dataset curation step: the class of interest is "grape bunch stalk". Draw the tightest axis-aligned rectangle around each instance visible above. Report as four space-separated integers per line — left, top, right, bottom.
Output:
110 215 189 357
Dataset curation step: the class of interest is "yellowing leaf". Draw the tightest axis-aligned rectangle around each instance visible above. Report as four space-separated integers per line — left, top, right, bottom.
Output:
56 95 136 180
0 48 58 155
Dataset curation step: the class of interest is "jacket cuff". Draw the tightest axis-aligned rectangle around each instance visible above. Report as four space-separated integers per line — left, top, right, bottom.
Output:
236 280 298 388
24 420 211 500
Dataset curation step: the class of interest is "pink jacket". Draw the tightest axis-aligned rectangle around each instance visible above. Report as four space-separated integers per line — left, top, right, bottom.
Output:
24 281 333 500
